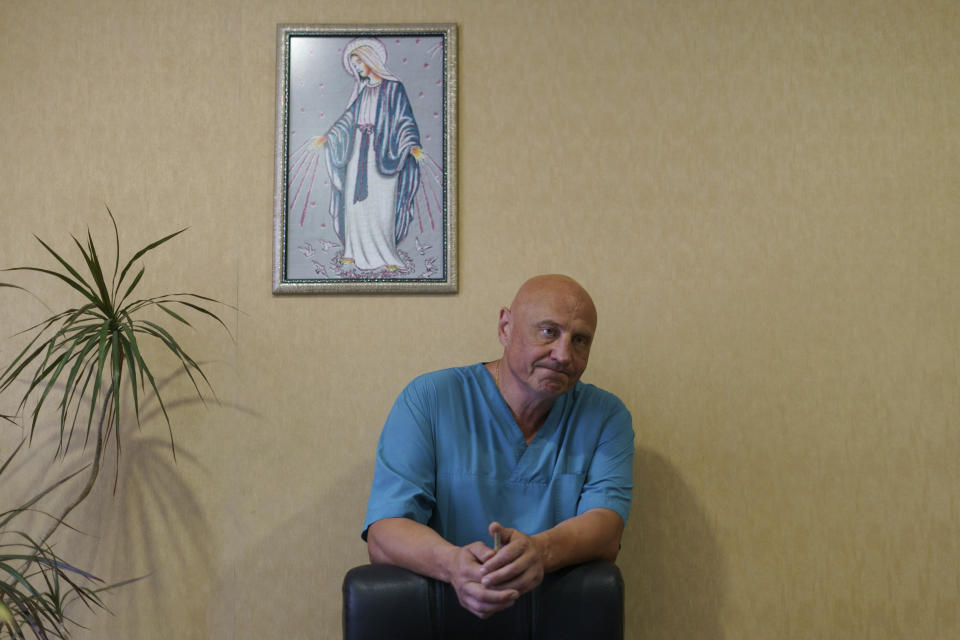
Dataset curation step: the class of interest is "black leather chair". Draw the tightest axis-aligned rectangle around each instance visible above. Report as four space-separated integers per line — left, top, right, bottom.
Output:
342 561 624 639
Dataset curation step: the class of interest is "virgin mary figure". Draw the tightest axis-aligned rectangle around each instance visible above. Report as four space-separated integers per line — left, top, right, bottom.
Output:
313 38 423 272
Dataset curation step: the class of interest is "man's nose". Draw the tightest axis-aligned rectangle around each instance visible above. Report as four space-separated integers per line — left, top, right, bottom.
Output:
551 337 573 364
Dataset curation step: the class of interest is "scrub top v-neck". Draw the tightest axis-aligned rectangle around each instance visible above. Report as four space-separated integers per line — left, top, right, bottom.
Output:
363 363 634 547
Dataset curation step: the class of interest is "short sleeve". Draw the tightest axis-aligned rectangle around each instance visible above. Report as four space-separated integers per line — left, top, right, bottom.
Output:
361 380 437 540
576 396 634 525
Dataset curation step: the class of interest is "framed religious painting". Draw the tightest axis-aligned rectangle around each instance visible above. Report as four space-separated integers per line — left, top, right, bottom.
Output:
273 23 458 294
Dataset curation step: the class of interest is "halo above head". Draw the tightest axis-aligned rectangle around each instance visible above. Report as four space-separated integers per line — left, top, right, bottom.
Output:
342 37 388 74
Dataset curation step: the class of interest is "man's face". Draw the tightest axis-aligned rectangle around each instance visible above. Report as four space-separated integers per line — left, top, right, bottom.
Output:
499 282 597 400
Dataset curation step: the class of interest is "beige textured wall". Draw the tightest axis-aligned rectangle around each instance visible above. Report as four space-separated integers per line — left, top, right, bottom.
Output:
1 0 958 638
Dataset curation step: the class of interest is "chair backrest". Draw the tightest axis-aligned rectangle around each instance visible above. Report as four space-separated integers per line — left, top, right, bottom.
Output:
342 561 624 640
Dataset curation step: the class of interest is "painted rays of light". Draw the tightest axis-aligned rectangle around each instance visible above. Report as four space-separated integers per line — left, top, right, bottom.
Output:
287 140 444 237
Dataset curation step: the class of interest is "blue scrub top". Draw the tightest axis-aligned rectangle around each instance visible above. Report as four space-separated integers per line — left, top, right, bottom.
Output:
362 363 634 546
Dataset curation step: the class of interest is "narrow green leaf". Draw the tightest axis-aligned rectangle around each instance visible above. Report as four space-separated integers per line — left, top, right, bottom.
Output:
67 360 97 454
36 558 102 584
115 265 145 311
0 312 66 391
76 230 114 315
16 320 102 442
22 348 77 434
156 303 191 327
117 329 140 428
135 320 212 402
124 291 235 313
125 337 174 457
0 339 47 397
110 330 123 474
0 556 100 583
31 235 95 293
105 205 120 297
0 561 47 601
9 304 102 341
30 345 83 447
4 265 105 315
169 299 233 340
82 323 111 446
28 321 98 420
29 234 103 303
57 327 103 434
0 439 26 476
115 227 187 292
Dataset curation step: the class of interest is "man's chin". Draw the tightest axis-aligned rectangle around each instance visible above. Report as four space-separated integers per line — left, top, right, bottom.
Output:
535 371 576 394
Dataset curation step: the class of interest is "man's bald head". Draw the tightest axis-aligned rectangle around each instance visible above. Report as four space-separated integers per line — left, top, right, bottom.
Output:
498 275 598 401
510 274 597 331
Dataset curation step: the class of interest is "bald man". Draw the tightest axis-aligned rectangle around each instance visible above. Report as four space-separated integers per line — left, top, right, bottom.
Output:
362 275 634 619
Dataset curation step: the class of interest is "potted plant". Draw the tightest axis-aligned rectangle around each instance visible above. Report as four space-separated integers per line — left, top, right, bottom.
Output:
0 208 229 638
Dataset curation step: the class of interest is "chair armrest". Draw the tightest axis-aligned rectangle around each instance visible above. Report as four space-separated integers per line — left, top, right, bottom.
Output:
534 561 624 639
342 564 435 640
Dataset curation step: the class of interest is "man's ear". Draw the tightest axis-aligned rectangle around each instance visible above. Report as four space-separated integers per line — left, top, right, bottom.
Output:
497 307 511 347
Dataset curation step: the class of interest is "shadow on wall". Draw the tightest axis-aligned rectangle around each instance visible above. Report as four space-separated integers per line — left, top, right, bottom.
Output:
91 434 217 639
619 448 727 640
1 422 219 638
75 373 253 639
207 462 373 639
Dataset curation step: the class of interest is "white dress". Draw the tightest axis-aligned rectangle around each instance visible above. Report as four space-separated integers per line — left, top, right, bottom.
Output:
341 81 404 271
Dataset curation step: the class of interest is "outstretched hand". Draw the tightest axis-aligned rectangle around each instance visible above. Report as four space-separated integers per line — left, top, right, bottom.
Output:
479 522 546 597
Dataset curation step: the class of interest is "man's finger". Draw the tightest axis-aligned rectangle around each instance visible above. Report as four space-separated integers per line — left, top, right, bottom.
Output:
483 566 539 594
457 581 518 617
465 541 495 564
481 557 526 587
464 581 518 605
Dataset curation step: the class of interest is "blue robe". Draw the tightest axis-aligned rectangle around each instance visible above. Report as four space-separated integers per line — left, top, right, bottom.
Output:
324 79 421 246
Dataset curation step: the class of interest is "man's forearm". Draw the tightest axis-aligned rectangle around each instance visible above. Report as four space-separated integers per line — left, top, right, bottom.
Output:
367 517 459 582
530 508 623 574
367 517 519 619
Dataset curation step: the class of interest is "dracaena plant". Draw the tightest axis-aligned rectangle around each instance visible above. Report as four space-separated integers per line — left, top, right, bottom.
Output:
0 436 129 640
0 207 230 638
